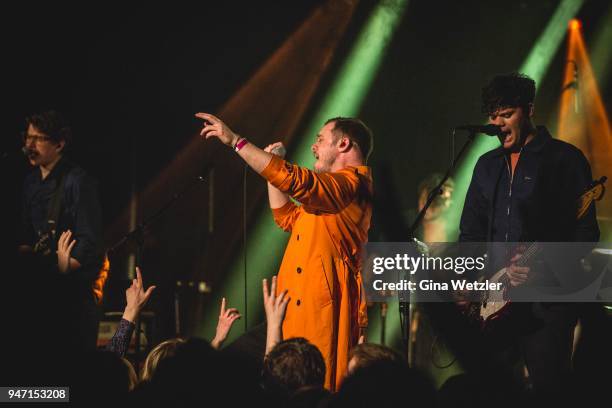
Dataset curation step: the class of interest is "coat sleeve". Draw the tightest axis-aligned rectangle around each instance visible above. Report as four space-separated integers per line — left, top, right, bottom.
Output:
260 156 362 214
271 201 302 232
68 173 103 280
106 318 135 357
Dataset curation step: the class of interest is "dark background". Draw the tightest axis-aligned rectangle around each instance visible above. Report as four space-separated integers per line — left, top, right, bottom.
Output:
3 0 610 342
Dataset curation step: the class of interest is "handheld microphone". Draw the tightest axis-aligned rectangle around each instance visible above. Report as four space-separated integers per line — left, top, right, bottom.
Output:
454 124 504 136
270 144 286 158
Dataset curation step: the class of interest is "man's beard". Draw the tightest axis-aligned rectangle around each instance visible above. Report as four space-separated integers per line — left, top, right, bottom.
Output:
314 155 335 173
314 162 332 173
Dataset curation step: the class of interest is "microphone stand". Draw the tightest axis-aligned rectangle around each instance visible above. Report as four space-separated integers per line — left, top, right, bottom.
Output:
109 174 209 257
401 129 477 365
108 174 209 346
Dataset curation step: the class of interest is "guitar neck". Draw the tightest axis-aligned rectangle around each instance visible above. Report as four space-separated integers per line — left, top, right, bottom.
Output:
515 242 540 267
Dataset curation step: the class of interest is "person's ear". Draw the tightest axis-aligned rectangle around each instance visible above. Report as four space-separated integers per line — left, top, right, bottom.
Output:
528 103 534 118
337 136 352 153
56 140 66 154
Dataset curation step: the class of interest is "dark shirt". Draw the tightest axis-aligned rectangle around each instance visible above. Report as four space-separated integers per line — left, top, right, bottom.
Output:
459 126 599 272
460 126 599 243
19 157 103 281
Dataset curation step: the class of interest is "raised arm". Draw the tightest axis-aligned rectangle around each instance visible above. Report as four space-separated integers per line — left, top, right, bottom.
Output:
196 112 273 173
211 297 241 349
260 156 363 213
262 276 289 355
196 113 364 213
263 142 290 210
107 267 156 357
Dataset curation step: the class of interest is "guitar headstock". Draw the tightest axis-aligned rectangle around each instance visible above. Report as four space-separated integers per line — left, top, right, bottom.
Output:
577 176 607 219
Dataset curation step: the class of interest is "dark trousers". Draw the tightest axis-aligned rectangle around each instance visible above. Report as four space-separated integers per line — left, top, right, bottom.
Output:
517 303 577 397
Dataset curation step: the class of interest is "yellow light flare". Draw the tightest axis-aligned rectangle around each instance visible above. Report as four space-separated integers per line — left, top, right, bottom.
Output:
106 0 359 247
569 18 582 30
558 21 612 237
103 0 360 340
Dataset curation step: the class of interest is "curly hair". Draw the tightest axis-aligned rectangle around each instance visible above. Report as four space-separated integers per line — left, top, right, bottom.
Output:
25 110 72 145
262 337 326 397
481 73 536 115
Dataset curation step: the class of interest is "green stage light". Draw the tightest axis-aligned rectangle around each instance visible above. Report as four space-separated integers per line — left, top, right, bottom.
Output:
384 0 585 380
293 0 410 167
198 0 409 342
586 3 612 91
445 0 585 240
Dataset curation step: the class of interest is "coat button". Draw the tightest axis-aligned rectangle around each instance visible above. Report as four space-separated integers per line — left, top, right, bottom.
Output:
297 267 302 274
296 299 301 306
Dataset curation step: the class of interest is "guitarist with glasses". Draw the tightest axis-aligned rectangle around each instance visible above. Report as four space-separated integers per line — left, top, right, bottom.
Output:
17 110 104 351
459 73 600 396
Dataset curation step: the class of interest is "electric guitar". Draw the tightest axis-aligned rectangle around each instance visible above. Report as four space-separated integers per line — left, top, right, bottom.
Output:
476 176 607 325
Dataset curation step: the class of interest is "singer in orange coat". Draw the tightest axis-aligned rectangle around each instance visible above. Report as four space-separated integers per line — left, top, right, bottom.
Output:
195 113 374 390
261 150 372 390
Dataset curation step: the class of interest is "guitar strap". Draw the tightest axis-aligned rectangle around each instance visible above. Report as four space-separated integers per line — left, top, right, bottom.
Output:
44 163 68 238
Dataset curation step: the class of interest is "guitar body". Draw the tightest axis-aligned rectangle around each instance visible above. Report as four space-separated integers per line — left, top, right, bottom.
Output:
471 176 607 330
479 267 510 322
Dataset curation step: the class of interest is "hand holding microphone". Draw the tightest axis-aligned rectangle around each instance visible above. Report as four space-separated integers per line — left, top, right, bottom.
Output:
264 142 286 158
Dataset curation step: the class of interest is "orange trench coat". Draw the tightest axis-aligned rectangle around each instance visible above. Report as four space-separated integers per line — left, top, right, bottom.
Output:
260 156 373 391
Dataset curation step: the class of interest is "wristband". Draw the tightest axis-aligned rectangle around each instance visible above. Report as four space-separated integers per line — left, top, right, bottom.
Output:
234 137 249 152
